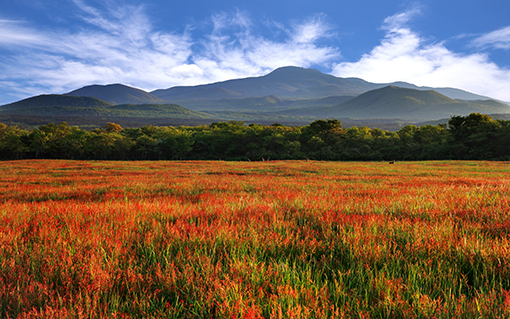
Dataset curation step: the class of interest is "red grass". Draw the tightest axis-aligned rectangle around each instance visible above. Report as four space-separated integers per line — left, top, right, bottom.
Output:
1 160 510 317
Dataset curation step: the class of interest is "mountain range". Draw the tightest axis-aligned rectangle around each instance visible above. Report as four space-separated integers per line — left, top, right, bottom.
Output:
151 66 494 102
1 66 509 125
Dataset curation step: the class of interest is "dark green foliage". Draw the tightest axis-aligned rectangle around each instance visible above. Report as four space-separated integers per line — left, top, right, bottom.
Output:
0 113 509 160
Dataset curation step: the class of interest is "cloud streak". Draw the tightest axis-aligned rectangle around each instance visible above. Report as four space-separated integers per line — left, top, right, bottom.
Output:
0 2 339 103
472 26 510 50
331 8 510 101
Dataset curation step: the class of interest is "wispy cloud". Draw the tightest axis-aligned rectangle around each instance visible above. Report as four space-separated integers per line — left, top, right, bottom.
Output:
0 2 339 103
0 19 56 48
331 8 510 101
472 26 510 50
196 12 339 81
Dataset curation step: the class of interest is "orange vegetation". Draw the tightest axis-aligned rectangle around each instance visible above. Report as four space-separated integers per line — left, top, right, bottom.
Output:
1 160 510 318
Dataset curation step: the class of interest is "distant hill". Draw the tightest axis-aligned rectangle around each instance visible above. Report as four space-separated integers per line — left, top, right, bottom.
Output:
0 94 112 110
152 66 492 102
66 84 165 105
276 86 510 120
0 94 213 119
324 86 510 119
387 82 493 101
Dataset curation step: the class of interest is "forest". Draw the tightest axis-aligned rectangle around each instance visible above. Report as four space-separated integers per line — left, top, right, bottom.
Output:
1 113 509 161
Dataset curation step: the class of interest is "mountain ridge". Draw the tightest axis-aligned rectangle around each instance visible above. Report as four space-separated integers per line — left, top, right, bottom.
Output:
151 66 494 102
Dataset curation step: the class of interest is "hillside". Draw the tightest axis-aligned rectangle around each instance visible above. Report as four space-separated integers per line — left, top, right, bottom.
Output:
0 94 113 110
0 95 115 116
325 86 510 119
108 104 214 119
66 84 165 105
388 82 494 101
274 86 510 120
0 95 213 119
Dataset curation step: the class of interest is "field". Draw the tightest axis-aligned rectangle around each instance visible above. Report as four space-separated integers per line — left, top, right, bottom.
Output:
1 160 510 318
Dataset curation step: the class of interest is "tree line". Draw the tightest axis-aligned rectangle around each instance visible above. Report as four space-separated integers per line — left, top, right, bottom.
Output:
1 113 509 161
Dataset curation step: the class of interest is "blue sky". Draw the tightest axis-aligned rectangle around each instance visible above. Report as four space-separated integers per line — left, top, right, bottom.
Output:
1 0 510 104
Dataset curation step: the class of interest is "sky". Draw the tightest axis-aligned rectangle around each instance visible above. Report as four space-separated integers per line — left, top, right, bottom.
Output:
1 0 510 104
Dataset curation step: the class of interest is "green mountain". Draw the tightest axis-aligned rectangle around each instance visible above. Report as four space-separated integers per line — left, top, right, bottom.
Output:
0 94 213 119
0 95 114 116
323 86 510 119
386 82 494 101
66 84 165 105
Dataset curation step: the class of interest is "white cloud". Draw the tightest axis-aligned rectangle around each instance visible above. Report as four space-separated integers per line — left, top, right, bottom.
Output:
332 9 510 101
0 20 57 48
472 26 510 50
292 15 332 44
0 3 339 103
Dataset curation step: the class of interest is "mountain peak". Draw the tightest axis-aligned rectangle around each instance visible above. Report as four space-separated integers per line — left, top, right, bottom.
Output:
264 66 323 79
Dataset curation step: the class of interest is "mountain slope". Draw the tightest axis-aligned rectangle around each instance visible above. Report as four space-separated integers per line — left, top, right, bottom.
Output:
66 84 165 105
0 95 213 119
326 86 510 119
387 82 493 101
0 95 113 111
170 95 356 113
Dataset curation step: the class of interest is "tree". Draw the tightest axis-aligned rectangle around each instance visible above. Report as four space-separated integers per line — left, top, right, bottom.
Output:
135 135 158 160
104 122 123 133
448 113 501 159
157 129 194 160
302 119 344 146
3 128 29 159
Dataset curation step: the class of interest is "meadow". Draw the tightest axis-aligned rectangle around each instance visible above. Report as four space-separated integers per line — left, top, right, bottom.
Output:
1 160 510 318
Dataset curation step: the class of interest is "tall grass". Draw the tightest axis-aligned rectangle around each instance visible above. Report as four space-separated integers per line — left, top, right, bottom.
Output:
1 160 510 318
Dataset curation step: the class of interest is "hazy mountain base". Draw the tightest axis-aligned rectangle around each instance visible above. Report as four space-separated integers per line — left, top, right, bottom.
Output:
0 113 417 132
